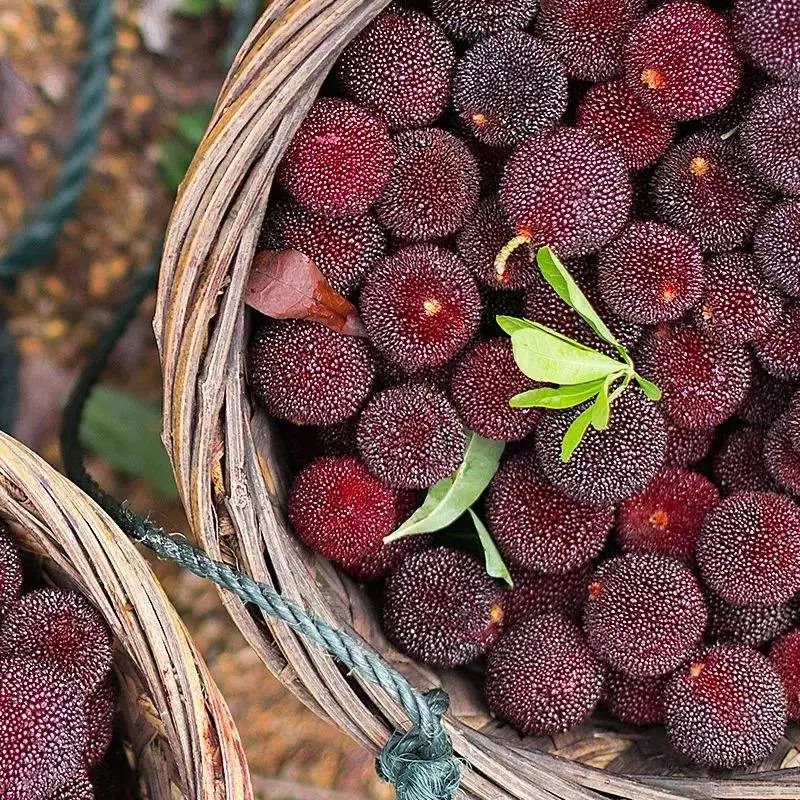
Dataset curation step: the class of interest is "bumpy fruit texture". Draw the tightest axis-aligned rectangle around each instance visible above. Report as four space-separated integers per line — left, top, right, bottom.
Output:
453 32 568 148
288 456 413 570
664 422 714 468
636 324 752 429
697 491 800 606
708 594 797 649
333 9 455 131
740 85 800 195
449 339 541 441
485 613 605 735
732 0 800 83
536 0 645 81
624 2 740 121
0 657 88 800
0 589 113 697
536 389 667 505
356 382 466 490
261 202 385 295
249 319 375 426
739 366 794 428
713 426 772 495
50 774 94 799
604 671 667 726
432 0 539 41
597 221 704 325
764 413 800 497
360 245 481 372
576 79 675 171
665 644 787 768
276 99 395 218
486 451 614 574
0 529 23 617
500 127 633 258
505 566 591 627
693 252 781 346
754 200 800 299
345 532 431 584
618 468 719 564
83 676 116 768
376 128 480 241
584 553 707 677
652 132 770 252
458 197 540 291
755 303 800 381
382 548 506 667
770 629 800 720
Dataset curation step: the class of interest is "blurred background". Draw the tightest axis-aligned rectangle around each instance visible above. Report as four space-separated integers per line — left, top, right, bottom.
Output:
0 2 390 797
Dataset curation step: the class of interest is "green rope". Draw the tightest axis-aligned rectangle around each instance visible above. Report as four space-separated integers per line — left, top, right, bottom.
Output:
0 0 114 282
59 262 463 800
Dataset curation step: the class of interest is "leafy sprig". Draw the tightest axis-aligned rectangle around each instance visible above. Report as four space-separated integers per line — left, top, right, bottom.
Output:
498 246 661 461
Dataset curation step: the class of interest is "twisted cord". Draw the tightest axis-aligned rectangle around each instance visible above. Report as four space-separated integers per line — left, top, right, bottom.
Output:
60 262 463 800
0 0 113 281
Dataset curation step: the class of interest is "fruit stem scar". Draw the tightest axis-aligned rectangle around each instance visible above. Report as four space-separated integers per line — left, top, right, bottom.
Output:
690 157 710 177
649 509 669 529
494 233 532 278
423 298 442 316
641 68 665 90
689 661 706 679
472 112 488 126
490 603 504 625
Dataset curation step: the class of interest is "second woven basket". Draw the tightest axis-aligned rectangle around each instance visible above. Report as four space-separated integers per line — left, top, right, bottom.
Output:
154 1 800 798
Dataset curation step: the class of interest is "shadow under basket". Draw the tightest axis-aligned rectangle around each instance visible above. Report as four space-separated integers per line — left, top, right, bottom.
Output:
154 1 800 797
0 433 254 800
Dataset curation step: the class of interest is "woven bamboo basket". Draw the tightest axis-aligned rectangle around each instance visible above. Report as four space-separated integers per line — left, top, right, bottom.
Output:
154 2 800 798
0 432 253 799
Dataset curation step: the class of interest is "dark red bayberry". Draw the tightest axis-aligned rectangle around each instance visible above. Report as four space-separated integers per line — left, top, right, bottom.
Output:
754 302 800 381
334 9 455 131
664 422 714 468
713 426 773 495
770 629 800 720
83 676 115 768
249 319 375 426
450 339 541 441
457 197 541 291
288 456 415 571
652 132 770 253
636 324 752 429
0 657 87 800
740 366 794 428
754 200 800 299
618 467 718 563
693 252 781 346
764 413 800 497
732 0 800 84
500 127 632 259
377 128 480 241
697 491 800 607
382 548 506 668
276 99 395 218
576 79 675 171
536 0 646 82
708 594 797 649
506 566 591 627
536 389 667 505
357 382 466 490
740 85 800 195
360 245 481 373
665 644 787 768
624 2 740 121
486 451 614 574
0 589 113 697
584 553 707 677
597 221 704 325
485 613 605 735
604 671 667 726
261 202 385 295
453 32 568 148
0 529 22 618
432 0 539 42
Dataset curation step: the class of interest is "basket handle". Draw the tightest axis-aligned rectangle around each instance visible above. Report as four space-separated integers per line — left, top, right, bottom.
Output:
60 262 463 800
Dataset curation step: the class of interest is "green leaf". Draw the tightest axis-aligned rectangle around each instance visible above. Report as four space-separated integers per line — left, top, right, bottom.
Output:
80 385 178 500
536 247 626 356
176 107 212 144
636 374 663 401
561 404 596 462
385 433 505 542
590 376 612 431
509 380 605 409
496 315 534 336
510 326 624 385
468 510 513 587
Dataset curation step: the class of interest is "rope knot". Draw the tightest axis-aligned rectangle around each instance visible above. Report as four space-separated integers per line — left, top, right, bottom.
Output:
376 690 462 800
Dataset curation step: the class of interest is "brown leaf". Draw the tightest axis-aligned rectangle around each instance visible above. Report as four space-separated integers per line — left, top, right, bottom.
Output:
245 250 365 336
